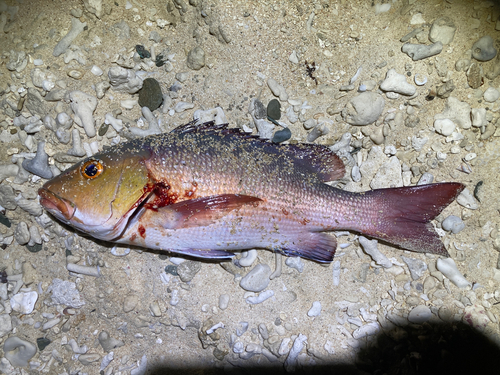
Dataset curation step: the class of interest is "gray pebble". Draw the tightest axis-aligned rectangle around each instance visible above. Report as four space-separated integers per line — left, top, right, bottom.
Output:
272 128 291 143
78 353 101 365
429 17 456 45
186 46 205 70
138 78 163 111
258 323 269 340
483 87 500 102
240 263 272 292
402 42 443 61
342 92 385 126
252 99 267 119
472 36 497 61
177 260 202 282
3 337 37 367
456 188 479 210
219 294 230 310
401 256 427 280
285 257 304 273
14 221 30 245
307 301 322 317
98 331 124 352
22 141 53 179
417 172 434 185
267 99 281 120
123 294 138 313
408 305 432 324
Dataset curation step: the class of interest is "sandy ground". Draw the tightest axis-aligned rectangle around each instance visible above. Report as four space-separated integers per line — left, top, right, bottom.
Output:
1 0 500 374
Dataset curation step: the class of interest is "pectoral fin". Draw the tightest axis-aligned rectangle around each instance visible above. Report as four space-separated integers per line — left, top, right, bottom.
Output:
144 194 262 229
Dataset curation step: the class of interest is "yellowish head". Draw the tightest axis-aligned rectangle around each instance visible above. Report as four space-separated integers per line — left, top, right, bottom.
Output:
39 147 152 240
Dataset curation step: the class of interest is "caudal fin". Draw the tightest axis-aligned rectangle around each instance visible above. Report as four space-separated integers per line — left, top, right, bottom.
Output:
361 183 465 256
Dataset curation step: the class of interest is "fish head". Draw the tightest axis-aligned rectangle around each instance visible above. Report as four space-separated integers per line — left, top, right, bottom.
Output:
38 146 152 240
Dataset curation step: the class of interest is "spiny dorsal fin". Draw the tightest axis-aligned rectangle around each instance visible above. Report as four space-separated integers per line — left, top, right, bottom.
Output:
171 121 345 182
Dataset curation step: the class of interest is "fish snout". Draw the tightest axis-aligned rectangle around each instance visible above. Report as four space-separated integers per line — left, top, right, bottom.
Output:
38 188 76 222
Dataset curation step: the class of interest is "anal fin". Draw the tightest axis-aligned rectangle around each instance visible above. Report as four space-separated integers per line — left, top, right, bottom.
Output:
277 232 337 263
167 248 235 260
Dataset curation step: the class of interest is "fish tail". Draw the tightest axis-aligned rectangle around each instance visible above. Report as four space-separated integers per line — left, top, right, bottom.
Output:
360 183 465 256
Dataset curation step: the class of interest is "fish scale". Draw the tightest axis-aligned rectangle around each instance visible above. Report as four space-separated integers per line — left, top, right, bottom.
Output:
38 122 465 263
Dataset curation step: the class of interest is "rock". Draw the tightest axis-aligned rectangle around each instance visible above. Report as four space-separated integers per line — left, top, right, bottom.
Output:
219 294 230 310
484 87 500 102
98 331 124 352
252 99 267 119
69 91 98 137
3 337 37 367
436 80 455 98
186 46 205 70
429 17 456 45
53 18 87 57
307 301 322 317
267 99 281 120
123 294 138 312
47 279 85 308
108 66 143 94
285 257 305 273
402 42 443 61
10 291 38 314
436 258 470 288
442 215 465 234
14 221 30 245
456 188 479 210
380 69 416 96
471 108 487 128
434 97 471 130
138 78 163 111
408 305 432 324
342 92 385 125
0 314 12 338
22 141 53 179
177 260 202 282
401 256 427 280
240 263 272 292
434 118 456 136
370 156 403 189
272 128 291 143
472 36 497 61
267 78 288 101
467 63 484 89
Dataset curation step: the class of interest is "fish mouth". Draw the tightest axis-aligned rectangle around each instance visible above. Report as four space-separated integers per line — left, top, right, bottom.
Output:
38 188 76 222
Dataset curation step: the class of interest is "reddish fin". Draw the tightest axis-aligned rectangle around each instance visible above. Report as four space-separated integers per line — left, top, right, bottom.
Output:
277 232 337 263
144 194 262 229
362 183 465 256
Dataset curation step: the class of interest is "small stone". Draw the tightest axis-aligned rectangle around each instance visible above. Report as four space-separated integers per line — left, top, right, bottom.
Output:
138 78 163 111
164 265 178 276
272 128 291 143
252 99 267 119
472 36 497 61
98 331 124 352
22 141 53 179
436 258 470 288
307 301 322 317
342 92 385 126
267 99 281 120
123 294 138 313
10 291 38 314
285 257 305 273
267 78 288 101
442 215 465 234
240 263 272 292
135 45 151 59
186 46 205 70
78 353 101 365
219 294 230 310
429 17 456 45
402 42 443 61
401 256 427 280
456 188 479 210
380 68 416 96
14 221 30 245
408 305 432 323
3 337 37 367
36 337 51 351
434 118 456 136
177 260 201 282
483 87 500 102
467 63 484 89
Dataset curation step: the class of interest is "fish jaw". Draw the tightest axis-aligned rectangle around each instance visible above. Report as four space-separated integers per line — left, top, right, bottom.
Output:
38 187 76 223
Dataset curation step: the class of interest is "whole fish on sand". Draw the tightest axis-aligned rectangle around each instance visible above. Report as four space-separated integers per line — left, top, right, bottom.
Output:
39 122 464 262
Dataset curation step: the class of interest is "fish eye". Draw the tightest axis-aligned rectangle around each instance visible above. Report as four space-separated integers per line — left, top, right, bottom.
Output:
81 160 104 179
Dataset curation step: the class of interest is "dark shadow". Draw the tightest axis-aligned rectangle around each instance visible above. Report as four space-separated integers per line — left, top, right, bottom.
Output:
146 321 500 375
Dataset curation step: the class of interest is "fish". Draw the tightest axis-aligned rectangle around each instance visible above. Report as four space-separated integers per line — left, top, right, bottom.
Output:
38 121 465 263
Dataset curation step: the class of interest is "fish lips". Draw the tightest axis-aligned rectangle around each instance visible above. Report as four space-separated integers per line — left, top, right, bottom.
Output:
38 188 76 223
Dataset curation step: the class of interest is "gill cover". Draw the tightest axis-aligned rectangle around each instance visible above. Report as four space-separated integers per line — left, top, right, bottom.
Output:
39 146 152 240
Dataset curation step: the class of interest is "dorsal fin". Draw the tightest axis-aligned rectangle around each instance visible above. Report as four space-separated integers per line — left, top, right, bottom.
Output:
171 121 345 182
